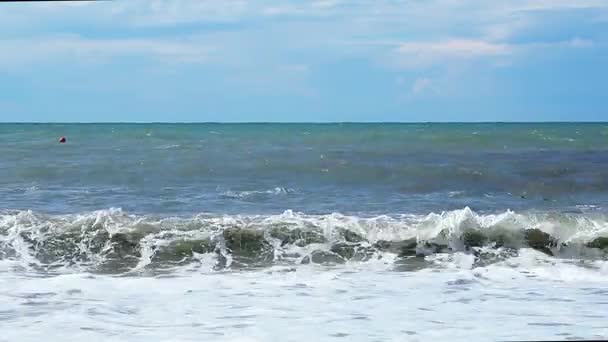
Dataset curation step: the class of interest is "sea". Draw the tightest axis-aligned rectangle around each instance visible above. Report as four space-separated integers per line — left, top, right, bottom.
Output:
1 123 608 341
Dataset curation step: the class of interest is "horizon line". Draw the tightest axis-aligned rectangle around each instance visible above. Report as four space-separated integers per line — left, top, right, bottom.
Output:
1 121 607 124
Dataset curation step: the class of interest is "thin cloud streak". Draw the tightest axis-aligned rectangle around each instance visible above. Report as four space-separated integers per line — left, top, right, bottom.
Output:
0 35 214 68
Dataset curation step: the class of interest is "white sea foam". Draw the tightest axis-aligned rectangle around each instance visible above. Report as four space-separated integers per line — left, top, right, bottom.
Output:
1 207 607 275
1 257 607 342
1 207 608 341
219 187 295 199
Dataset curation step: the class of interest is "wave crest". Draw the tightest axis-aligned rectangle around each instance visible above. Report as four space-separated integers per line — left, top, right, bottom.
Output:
1 207 607 274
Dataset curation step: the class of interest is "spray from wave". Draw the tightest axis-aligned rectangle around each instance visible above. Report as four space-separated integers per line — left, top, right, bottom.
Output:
1 207 607 275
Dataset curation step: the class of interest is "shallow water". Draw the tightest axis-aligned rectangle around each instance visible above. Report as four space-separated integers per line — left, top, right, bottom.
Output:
1 123 608 341
2 256 608 342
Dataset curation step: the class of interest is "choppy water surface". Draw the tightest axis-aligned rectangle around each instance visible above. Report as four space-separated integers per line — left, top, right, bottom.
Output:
1 123 608 341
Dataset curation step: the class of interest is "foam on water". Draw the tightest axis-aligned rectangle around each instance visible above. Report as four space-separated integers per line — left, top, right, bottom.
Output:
219 187 295 200
1 208 608 341
3 124 608 340
1 254 608 342
1 207 607 276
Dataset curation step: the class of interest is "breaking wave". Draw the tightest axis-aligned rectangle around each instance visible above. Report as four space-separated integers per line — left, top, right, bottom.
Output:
1 207 607 275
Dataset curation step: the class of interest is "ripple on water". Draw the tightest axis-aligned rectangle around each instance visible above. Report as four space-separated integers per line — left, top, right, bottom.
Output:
0 310 17 322
329 333 349 338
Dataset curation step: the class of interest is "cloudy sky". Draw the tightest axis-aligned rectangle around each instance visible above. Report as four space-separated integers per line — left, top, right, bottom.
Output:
0 0 606 122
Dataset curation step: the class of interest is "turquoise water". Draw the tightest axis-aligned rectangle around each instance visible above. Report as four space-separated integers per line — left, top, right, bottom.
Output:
2 123 608 341
2 123 608 215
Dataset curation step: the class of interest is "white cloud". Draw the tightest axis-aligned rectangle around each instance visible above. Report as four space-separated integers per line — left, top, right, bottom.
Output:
0 0 252 28
395 39 512 69
2 0 607 29
262 6 301 16
509 0 608 12
482 16 531 41
568 37 594 48
0 36 213 68
0 0 604 73
399 39 511 57
116 0 251 26
261 1 341 17
390 36 596 70
311 0 341 9
411 78 434 95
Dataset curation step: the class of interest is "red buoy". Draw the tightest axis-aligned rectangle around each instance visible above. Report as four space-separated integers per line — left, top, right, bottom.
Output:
59 136 66 143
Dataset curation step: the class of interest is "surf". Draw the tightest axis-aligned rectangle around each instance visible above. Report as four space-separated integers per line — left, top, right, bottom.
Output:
1 207 607 275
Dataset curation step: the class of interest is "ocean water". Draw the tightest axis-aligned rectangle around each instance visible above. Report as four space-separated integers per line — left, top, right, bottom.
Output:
1 123 608 341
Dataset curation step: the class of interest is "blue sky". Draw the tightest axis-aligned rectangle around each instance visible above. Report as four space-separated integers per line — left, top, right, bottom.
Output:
0 0 607 122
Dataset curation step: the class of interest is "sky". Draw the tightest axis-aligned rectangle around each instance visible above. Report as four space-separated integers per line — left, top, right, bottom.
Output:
0 0 607 122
